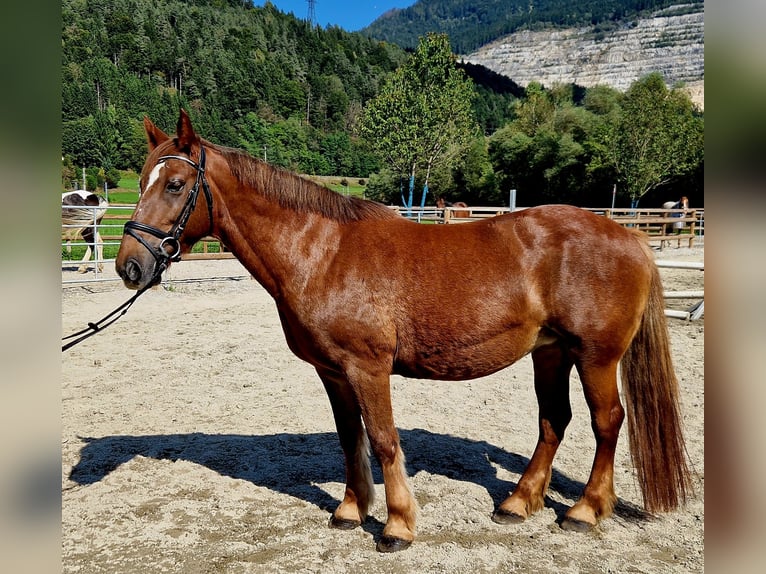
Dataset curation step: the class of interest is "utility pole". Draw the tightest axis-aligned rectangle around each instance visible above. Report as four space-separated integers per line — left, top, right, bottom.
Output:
307 0 316 28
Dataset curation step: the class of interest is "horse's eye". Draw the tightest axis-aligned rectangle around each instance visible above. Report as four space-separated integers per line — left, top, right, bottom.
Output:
166 179 185 194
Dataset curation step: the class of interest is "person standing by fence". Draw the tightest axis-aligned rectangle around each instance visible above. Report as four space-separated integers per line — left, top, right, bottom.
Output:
663 196 689 234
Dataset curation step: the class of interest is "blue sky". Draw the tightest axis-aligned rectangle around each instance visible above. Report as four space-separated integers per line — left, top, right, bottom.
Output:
251 1 416 32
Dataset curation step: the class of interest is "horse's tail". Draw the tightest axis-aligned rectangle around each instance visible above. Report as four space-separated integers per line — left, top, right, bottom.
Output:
620 246 693 513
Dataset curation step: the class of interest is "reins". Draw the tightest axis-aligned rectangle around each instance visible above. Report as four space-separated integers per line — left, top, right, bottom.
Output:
61 268 164 351
62 146 213 352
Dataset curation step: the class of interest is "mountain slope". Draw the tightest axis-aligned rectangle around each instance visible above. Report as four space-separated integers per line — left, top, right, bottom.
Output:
364 1 703 107
361 0 700 54
466 4 704 105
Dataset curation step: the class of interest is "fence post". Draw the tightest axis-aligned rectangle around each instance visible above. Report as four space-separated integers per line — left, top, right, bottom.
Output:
688 210 696 248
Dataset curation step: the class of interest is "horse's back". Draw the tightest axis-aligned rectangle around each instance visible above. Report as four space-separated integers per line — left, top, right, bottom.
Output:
62 190 108 225
449 205 654 334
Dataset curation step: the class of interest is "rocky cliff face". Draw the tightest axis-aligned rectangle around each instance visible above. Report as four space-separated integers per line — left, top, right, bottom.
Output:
464 4 704 107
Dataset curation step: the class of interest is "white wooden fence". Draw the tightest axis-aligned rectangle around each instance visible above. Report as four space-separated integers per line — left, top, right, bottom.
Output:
656 260 705 321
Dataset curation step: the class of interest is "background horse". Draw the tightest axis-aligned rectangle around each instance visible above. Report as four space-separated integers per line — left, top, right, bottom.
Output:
115 110 691 553
62 190 108 273
436 196 470 221
662 196 689 235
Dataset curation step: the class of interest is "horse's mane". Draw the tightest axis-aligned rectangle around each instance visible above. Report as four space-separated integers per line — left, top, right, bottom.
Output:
213 144 399 224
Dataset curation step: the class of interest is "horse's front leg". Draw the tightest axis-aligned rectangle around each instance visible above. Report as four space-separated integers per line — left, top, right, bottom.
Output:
347 364 417 552
317 368 374 529
78 243 93 273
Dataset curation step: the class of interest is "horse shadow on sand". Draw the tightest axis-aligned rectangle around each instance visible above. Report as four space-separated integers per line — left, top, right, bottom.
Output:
69 429 648 541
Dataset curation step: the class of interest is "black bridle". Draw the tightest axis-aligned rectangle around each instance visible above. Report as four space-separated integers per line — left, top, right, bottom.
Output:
62 146 214 352
123 146 214 270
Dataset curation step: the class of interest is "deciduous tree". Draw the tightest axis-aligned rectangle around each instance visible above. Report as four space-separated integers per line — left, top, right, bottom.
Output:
610 73 704 206
359 33 478 208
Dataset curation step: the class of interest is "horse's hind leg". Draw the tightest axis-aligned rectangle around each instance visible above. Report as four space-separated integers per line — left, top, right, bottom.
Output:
95 230 104 272
561 358 624 531
317 368 374 529
78 226 95 273
494 343 573 523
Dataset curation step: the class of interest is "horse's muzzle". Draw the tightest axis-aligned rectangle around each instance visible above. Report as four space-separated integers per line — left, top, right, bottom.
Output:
116 256 163 290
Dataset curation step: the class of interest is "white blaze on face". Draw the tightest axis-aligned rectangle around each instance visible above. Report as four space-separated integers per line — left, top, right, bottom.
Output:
144 163 165 196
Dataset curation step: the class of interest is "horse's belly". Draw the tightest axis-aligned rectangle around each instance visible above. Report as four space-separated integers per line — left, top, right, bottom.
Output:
393 331 538 381
394 360 510 381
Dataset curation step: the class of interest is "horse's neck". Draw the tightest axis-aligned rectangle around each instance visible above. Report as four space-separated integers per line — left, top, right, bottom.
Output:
215 193 339 300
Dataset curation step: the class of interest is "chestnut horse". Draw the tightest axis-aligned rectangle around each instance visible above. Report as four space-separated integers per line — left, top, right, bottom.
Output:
436 196 470 220
115 111 691 553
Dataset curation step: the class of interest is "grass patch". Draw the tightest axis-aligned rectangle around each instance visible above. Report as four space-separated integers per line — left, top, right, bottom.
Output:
106 171 140 205
306 175 367 198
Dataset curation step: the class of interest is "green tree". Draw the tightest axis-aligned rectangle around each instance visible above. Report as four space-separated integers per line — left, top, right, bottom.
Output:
448 136 499 204
93 106 121 169
489 83 595 206
359 33 478 208
608 73 704 206
363 168 400 204
62 116 99 169
512 82 555 136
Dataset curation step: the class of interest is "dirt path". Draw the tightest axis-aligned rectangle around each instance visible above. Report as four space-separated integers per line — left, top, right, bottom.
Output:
62 248 704 573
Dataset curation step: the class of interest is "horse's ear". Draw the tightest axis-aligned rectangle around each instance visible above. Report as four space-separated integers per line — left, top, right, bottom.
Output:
175 109 199 154
143 116 169 151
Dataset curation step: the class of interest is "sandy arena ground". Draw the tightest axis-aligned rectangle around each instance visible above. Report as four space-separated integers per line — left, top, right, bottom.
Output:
62 246 704 573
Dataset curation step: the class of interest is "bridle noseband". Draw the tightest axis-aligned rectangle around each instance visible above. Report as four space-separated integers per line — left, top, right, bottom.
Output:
123 145 214 275
62 146 214 352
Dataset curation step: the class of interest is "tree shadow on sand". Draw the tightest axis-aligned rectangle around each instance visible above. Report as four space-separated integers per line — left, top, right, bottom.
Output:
69 429 648 541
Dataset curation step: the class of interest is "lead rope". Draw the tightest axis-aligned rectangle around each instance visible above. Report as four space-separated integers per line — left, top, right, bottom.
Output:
62 146 212 352
61 263 166 352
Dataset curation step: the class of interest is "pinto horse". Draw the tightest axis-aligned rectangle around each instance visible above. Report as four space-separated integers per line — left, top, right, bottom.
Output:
62 190 108 273
115 111 692 553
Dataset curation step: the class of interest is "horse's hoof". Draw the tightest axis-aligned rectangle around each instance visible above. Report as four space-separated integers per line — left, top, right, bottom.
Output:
328 516 361 530
376 536 413 553
492 508 526 524
561 517 595 532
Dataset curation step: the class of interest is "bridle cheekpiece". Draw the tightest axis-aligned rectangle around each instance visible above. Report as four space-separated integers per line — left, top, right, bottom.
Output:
123 145 214 275
62 145 214 351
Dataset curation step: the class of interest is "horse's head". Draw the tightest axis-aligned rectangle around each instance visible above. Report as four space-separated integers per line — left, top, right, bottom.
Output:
116 110 215 290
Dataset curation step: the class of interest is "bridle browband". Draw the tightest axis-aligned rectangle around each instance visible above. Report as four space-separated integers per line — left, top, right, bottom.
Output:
62 145 214 352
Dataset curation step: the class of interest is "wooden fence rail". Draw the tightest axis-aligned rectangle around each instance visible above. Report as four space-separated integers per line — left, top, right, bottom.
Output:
395 206 702 250
63 204 704 290
656 260 704 321
63 205 229 260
